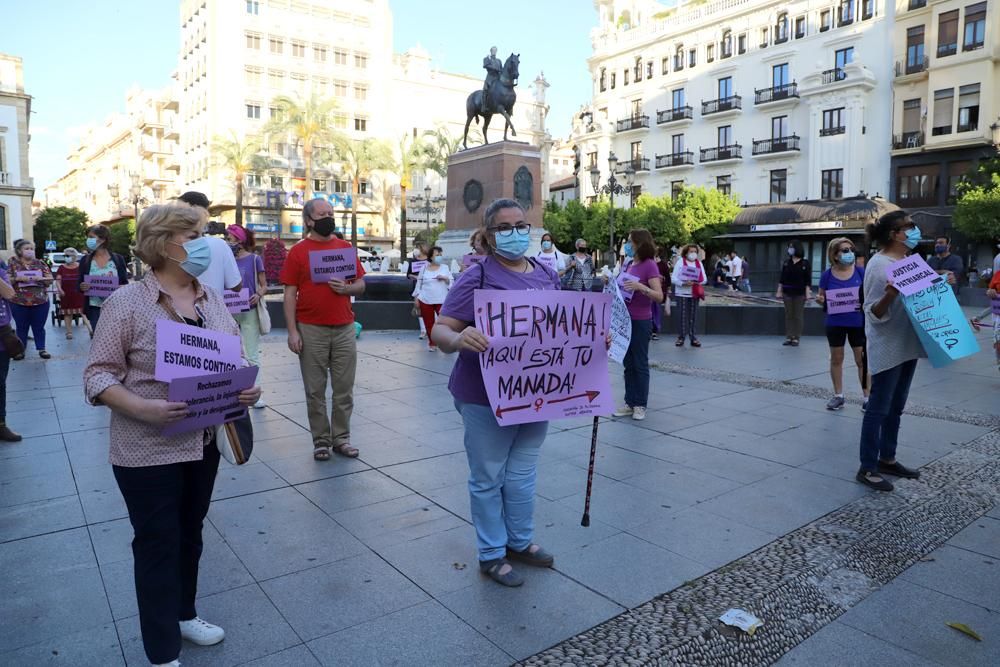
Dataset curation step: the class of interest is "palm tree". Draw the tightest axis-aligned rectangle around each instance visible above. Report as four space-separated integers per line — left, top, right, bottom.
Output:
394 133 430 259
421 125 475 177
211 132 269 226
332 137 395 247
264 94 342 204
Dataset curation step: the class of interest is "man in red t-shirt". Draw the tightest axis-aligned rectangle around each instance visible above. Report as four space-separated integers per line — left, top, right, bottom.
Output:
280 198 366 461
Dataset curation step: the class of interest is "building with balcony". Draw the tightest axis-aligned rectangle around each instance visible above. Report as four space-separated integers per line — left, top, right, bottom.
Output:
178 0 552 251
44 86 181 226
572 0 894 275
888 0 998 253
0 54 34 250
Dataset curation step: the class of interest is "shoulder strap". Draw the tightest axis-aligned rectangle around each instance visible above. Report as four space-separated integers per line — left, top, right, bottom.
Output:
479 259 487 289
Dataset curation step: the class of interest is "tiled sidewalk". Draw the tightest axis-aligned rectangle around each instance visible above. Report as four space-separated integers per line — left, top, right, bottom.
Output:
0 326 995 666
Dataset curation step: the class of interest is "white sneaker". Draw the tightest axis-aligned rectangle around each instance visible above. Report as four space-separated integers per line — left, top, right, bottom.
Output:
632 406 647 421
418 332 426 340
153 661 180 666
179 617 225 646
613 405 633 417
253 397 266 409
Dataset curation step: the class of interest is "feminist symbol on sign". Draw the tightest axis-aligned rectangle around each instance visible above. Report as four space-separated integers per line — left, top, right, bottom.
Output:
494 391 602 419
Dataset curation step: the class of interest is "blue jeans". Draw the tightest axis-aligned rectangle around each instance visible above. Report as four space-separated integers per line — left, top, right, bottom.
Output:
10 302 49 352
0 350 9 421
624 319 652 408
858 359 917 472
455 401 548 562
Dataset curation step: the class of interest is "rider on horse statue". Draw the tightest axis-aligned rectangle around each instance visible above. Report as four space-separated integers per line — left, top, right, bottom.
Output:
481 46 502 115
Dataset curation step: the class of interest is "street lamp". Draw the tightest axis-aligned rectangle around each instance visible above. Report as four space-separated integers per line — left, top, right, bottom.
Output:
589 151 635 261
990 119 1000 147
410 186 446 233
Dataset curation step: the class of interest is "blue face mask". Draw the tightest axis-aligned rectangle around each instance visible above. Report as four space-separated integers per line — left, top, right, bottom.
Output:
903 227 922 249
541 241 552 250
494 232 529 260
623 242 635 258
86 238 99 251
838 251 855 265
172 238 212 278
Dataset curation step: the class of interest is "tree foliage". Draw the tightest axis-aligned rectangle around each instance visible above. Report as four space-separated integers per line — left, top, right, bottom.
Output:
332 137 396 246
954 158 1000 242
265 94 342 202
108 219 135 258
33 206 89 251
212 132 269 227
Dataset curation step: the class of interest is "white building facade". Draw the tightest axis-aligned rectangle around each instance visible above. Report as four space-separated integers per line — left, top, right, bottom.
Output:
0 54 33 250
576 0 894 208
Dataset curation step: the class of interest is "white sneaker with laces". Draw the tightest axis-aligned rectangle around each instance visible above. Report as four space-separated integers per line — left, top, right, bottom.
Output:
179 617 225 646
613 405 633 417
632 406 647 421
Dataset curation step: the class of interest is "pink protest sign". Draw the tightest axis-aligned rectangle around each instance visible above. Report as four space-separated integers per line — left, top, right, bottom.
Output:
154 319 243 382
19 269 42 287
163 366 259 436
224 288 251 314
83 274 120 298
462 254 487 268
536 254 559 272
309 247 358 283
826 286 861 315
678 264 701 283
616 272 640 302
409 260 428 275
886 255 944 296
475 289 613 425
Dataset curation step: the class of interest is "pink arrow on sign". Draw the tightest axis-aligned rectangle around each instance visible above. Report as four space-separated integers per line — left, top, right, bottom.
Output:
547 390 602 405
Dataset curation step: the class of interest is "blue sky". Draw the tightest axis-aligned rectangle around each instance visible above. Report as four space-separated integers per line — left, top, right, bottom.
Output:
5 0 598 193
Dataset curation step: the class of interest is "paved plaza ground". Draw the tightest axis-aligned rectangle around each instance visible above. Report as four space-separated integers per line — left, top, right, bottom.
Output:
0 322 997 666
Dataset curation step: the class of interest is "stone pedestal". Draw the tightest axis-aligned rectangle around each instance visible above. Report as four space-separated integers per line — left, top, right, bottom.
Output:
439 141 546 262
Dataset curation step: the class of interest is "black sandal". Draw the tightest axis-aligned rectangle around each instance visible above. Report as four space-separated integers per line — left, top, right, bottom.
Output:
507 545 554 568
480 558 523 587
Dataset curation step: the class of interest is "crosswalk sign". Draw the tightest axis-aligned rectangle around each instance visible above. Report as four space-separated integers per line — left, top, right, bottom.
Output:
45 240 57 251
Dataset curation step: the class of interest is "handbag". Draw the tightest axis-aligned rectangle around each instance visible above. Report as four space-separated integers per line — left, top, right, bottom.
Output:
217 414 254 465
0 323 24 357
256 297 271 335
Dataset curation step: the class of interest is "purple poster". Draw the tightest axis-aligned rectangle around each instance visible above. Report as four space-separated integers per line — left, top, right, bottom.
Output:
154 319 243 382
409 259 428 275
225 288 251 314
19 269 42 287
163 366 259 436
475 289 614 425
886 255 944 296
678 264 701 283
536 254 559 272
462 254 487 268
826 286 861 315
309 248 358 283
616 272 640 302
83 274 120 298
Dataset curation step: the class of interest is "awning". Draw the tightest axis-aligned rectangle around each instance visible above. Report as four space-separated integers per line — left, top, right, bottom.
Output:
731 196 900 227
717 228 866 239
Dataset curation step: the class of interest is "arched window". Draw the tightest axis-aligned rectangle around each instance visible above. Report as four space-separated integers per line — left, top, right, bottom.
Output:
599 67 607 92
634 56 643 81
674 45 684 70
721 30 732 58
776 13 789 42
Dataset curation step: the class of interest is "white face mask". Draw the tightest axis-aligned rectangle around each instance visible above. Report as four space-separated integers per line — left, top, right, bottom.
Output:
686 252 698 261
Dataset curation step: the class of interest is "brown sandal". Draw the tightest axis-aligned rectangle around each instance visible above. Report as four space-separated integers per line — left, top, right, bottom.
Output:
332 443 359 458
313 446 332 461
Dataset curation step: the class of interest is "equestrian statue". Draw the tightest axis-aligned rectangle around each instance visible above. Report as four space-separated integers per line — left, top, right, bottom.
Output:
463 47 520 149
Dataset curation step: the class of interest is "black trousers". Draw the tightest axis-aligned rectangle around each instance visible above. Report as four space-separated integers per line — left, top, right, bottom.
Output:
113 443 220 665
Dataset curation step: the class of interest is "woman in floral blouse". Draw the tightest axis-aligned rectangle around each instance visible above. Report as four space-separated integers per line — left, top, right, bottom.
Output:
84 204 261 666
8 239 54 359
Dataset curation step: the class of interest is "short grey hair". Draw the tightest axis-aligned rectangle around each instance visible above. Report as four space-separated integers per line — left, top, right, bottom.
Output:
302 197 327 221
575 238 587 248
482 198 524 229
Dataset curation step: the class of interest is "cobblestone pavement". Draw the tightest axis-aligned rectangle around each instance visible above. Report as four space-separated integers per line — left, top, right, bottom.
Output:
0 326 996 666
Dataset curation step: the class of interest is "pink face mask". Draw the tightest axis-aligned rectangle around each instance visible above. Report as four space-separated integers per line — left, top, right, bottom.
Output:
21 249 35 260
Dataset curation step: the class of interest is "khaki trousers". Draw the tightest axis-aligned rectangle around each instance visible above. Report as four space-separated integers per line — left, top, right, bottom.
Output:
298 322 357 448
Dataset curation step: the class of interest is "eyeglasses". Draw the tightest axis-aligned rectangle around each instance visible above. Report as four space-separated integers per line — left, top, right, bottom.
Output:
488 222 531 237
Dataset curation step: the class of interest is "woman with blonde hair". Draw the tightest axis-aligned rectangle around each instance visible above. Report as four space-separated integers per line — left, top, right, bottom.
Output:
84 203 261 666
815 237 869 411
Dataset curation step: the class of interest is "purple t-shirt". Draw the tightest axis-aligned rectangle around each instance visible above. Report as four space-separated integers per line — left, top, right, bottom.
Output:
622 258 660 320
440 256 561 406
236 254 264 294
0 267 10 327
819 266 865 328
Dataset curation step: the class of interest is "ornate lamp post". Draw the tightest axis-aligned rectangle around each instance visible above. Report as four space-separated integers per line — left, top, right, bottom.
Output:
589 151 635 261
410 185 446 234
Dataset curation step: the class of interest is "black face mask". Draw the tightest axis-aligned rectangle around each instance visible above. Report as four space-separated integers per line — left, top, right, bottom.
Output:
312 217 335 237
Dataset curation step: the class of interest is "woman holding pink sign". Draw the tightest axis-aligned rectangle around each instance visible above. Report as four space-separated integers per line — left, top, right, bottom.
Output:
84 204 261 666
815 237 869 412
670 244 707 348
8 239 53 359
226 225 267 399
79 224 130 334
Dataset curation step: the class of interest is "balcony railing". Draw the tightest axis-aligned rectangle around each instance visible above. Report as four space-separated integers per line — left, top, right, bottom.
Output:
0 172 9 186
656 106 693 124
700 144 743 162
701 95 742 115
937 43 957 57
820 125 846 137
957 122 978 133
616 115 650 132
932 126 953 136
908 0 926 8
655 152 695 169
752 135 800 155
892 132 924 149
618 157 650 172
895 56 928 76
755 83 799 105
822 68 847 84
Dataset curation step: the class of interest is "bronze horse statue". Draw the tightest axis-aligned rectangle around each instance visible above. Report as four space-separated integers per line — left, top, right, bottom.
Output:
463 53 519 149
